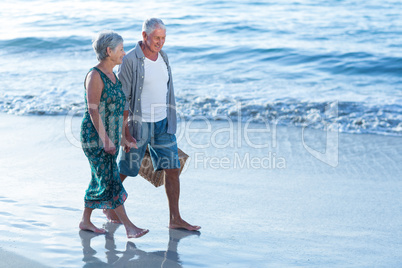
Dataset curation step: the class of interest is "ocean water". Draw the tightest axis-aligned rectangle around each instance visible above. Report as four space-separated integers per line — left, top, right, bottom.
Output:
0 0 401 136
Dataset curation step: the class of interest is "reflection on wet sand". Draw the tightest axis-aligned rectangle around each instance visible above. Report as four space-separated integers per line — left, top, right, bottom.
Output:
79 222 201 267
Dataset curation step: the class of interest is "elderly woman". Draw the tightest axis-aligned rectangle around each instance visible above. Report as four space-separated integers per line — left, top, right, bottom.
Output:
79 30 148 238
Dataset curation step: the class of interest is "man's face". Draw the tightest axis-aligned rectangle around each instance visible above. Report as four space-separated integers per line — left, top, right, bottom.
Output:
143 28 166 54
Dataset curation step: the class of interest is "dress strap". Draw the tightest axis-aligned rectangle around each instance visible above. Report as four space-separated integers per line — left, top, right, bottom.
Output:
84 67 106 89
84 67 119 90
92 67 116 85
92 67 102 74
92 67 108 79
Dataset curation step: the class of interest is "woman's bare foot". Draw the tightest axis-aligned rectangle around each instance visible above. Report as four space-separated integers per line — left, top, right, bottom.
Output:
103 209 122 224
126 226 149 239
169 219 201 231
79 221 106 234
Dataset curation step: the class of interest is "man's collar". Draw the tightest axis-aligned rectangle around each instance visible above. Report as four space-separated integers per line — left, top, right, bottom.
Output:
134 41 145 59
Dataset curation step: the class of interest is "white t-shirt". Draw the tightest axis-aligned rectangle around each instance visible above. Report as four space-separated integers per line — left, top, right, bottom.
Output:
141 53 169 122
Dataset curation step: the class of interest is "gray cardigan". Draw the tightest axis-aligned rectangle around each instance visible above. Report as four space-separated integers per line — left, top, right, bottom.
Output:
117 41 177 140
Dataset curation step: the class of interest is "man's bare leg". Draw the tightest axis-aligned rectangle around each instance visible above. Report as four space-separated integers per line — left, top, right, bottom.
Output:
113 204 149 238
120 173 128 183
165 168 201 231
103 173 128 223
79 207 106 233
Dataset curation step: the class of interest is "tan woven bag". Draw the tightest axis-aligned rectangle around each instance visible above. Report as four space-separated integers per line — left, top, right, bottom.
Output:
138 147 189 187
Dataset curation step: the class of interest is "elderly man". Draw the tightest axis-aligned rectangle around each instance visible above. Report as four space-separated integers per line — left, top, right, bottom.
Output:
106 18 200 231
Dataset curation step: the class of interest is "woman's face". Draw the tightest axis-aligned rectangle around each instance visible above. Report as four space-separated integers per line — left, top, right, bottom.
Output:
109 43 125 65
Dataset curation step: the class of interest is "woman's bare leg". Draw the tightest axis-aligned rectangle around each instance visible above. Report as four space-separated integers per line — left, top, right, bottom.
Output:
79 207 106 233
103 208 122 224
103 173 128 223
113 204 148 238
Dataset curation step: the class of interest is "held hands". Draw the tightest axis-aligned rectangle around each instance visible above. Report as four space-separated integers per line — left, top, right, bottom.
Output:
121 134 137 153
103 138 117 155
104 135 136 155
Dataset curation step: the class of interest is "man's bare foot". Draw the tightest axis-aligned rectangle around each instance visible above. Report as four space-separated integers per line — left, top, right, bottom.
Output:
103 209 122 224
169 219 201 231
79 221 106 234
126 227 149 239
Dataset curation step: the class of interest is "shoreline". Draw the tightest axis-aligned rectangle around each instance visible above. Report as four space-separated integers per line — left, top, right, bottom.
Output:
0 113 401 267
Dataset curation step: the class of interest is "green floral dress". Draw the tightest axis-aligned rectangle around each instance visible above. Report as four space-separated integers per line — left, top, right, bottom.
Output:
80 67 127 209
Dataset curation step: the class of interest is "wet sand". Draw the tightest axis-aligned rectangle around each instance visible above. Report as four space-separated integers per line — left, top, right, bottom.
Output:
0 113 401 267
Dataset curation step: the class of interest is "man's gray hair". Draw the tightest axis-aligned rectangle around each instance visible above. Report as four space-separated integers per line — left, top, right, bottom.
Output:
142 18 166 35
92 30 123 61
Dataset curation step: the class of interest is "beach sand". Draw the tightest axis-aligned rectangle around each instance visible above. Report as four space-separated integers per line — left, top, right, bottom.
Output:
0 113 401 267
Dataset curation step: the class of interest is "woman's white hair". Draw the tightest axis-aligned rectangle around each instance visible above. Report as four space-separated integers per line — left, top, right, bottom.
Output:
92 30 123 61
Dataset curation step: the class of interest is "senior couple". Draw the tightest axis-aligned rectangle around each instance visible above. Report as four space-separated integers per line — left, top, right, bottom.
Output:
79 18 200 238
